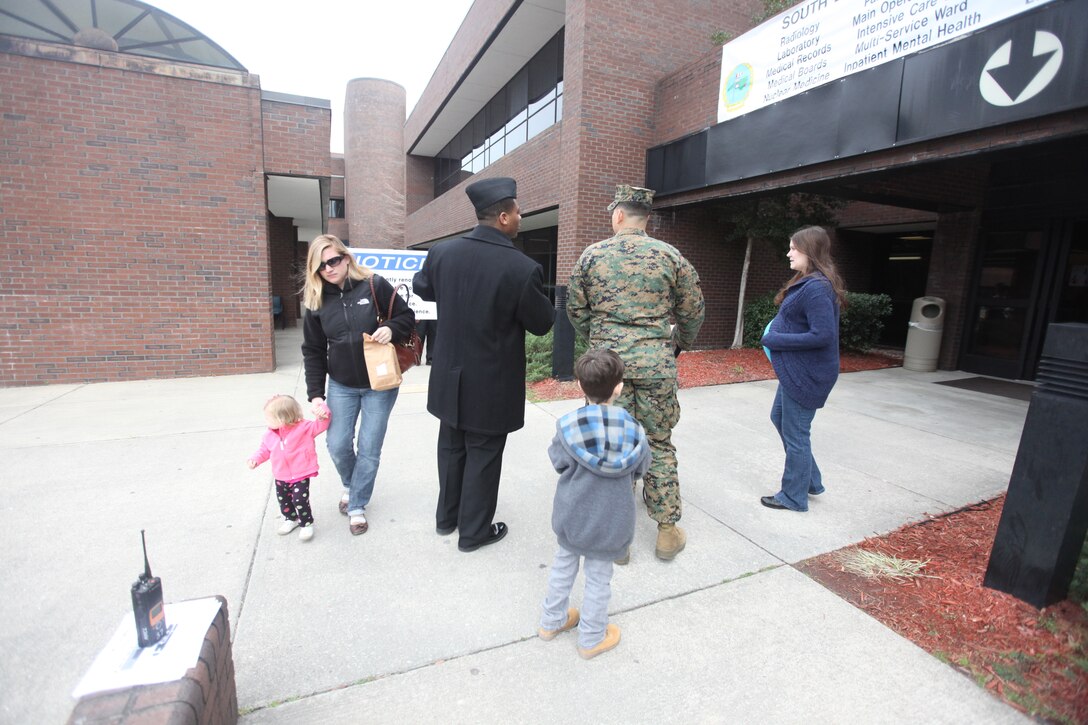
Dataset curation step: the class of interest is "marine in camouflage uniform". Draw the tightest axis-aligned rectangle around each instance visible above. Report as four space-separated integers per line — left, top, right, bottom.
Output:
567 185 705 559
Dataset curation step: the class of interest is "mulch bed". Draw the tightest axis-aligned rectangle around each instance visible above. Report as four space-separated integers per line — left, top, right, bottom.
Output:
526 347 902 402
797 496 1088 724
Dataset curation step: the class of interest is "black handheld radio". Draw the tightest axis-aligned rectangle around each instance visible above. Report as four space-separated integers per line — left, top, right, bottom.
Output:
131 529 167 647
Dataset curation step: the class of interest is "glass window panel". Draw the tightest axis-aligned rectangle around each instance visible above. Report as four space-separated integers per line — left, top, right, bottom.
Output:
556 92 563 120
471 151 485 174
506 108 527 135
527 100 555 140
489 136 505 165
528 87 556 116
506 122 527 153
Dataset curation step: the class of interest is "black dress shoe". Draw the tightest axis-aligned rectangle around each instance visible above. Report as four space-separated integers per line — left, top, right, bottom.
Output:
458 522 508 552
436 524 456 536
760 495 789 510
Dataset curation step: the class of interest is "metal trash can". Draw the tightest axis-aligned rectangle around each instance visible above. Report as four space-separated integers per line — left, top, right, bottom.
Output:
903 296 945 372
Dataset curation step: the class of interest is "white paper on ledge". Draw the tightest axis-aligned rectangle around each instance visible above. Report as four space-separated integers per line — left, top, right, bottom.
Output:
72 597 222 699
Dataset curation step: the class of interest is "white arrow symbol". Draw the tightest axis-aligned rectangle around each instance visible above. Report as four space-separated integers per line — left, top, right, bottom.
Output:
980 31 1063 107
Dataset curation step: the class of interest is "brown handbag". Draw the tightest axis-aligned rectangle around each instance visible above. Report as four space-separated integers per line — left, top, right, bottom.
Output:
369 276 423 373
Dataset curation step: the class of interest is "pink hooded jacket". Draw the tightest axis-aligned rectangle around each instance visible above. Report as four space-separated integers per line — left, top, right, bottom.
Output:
248 402 331 483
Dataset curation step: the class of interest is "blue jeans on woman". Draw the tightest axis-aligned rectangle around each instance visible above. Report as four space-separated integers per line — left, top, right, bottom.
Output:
326 378 399 515
770 384 825 512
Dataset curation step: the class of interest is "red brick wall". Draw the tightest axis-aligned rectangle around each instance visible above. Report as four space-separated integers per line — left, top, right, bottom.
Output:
261 99 331 177
0 44 272 386
556 0 764 281
268 215 301 328
653 51 726 146
928 210 981 369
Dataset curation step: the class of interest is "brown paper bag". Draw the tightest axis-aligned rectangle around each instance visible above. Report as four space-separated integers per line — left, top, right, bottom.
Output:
362 333 402 391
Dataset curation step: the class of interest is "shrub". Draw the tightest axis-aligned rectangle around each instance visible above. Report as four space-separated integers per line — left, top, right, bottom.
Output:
742 293 778 348
840 292 893 352
743 291 892 353
526 329 588 382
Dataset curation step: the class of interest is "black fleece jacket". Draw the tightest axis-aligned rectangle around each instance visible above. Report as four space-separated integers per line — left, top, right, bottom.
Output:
301 274 416 400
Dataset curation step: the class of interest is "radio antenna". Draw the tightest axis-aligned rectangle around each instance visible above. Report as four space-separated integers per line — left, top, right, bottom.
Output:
140 529 153 579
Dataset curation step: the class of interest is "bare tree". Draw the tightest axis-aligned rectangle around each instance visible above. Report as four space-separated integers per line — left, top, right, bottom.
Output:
723 194 844 348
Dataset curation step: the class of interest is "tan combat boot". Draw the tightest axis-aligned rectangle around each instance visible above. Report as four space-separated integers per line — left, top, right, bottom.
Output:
655 523 686 561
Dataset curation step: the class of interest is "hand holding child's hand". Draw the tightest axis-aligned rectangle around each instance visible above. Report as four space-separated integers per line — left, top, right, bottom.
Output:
314 400 331 420
246 460 256 469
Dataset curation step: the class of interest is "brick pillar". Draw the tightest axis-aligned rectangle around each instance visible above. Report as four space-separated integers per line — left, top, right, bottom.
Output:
927 209 981 370
345 79 406 248
69 596 237 725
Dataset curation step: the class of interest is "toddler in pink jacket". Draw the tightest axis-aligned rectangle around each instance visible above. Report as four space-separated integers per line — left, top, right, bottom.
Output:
247 395 331 541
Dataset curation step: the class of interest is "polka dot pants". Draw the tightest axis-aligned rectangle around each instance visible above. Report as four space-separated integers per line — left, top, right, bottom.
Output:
276 478 314 527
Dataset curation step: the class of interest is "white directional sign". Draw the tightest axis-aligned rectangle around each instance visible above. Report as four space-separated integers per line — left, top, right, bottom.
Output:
979 30 1063 106
717 0 1057 123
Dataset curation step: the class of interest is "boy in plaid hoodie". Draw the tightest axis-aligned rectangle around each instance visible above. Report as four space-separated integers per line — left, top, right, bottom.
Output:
538 349 650 659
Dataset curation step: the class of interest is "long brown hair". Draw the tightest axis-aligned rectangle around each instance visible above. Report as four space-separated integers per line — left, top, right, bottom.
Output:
774 226 847 308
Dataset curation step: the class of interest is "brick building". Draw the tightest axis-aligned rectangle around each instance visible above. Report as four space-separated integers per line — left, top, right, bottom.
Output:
3 0 1086 386
1 0 328 385
368 0 1086 381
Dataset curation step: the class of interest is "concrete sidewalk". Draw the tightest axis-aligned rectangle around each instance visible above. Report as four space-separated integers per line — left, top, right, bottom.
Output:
0 329 1032 724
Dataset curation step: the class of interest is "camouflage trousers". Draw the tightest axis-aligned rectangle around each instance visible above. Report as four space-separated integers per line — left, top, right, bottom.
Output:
615 377 681 524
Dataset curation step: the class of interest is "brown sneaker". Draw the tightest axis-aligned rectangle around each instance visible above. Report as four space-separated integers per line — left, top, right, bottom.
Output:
538 608 579 641
577 624 621 660
349 514 368 535
655 523 686 561
338 492 349 516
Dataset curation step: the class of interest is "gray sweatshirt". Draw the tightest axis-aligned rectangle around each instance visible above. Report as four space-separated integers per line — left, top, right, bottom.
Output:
548 404 650 560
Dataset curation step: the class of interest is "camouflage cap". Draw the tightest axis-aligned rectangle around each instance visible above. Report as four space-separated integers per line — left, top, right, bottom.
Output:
607 184 655 212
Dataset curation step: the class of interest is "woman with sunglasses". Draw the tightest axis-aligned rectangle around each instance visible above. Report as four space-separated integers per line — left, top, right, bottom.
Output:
301 234 415 536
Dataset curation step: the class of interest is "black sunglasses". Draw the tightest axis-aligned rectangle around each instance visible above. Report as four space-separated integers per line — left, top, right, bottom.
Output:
317 254 345 273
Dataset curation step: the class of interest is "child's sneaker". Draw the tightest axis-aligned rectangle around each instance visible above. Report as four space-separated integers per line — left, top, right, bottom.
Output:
298 526 314 542
538 608 579 641
277 519 300 535
578 624 621 660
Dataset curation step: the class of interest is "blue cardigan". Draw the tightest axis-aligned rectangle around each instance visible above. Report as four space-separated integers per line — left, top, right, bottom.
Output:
761 273 840 409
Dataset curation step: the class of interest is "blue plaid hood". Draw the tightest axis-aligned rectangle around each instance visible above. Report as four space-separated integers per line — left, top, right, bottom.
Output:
556 404 647 477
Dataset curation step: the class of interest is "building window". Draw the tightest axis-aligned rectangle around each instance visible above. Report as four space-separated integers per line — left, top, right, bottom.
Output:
434 30 564 198
329 198 345 218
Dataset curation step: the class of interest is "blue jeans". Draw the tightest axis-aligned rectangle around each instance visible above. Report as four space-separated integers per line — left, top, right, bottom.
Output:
326 378 399 515
770 384 824 511
541 545 614 649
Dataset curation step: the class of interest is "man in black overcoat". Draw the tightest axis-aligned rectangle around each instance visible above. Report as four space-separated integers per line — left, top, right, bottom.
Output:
413 177 555 552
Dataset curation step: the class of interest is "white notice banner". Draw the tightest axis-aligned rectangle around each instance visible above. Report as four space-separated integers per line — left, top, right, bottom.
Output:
717 0 1056 123
349 248 436 320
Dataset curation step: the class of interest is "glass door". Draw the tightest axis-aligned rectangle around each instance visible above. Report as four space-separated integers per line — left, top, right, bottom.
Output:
960 229 1044 378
